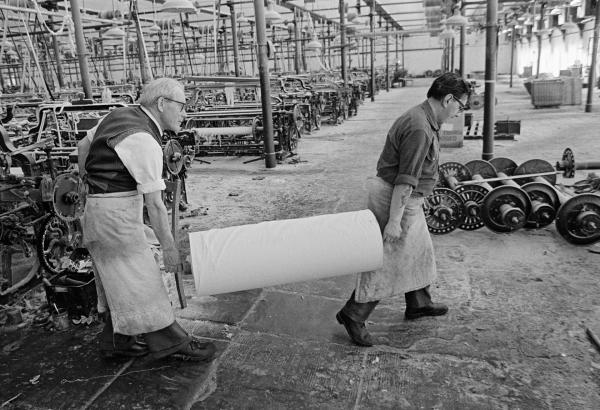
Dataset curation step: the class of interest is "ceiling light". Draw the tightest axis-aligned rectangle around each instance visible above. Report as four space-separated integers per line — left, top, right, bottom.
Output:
346 12 357 22
306 37 322 50
446 10 468 27
149 24 162 33
104 26 126 38
561 21 579 31
237 13 249 24
160 0 197 14
569 0 582 7
550 6 562 15
264 1 283 24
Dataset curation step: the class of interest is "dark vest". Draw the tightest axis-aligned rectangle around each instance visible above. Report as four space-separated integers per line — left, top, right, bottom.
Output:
85 106 162 194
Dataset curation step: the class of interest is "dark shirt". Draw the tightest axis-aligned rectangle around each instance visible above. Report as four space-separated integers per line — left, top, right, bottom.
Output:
376 100 440 196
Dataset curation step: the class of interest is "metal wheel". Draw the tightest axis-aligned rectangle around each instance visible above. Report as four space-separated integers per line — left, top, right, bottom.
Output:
286 124 300 153
438 162 471 188
482 186 532 233
455 184 490 230
36 214 84 275
555 194 600 244
513 159 557 185
521 182 559 228
423 188 465 234
489 157 517 176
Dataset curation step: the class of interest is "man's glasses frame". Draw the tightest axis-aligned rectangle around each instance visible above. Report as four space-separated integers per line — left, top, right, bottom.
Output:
451 95 466 112
161 96 187 112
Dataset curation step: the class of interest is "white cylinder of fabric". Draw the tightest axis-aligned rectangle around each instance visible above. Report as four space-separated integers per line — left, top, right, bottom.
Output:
189 210 383 296
192 126 253 137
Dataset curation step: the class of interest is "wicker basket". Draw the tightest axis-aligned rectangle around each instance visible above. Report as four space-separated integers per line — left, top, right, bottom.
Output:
531 79 563 108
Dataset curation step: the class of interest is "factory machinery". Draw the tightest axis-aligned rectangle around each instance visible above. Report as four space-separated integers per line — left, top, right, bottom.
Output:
0 70 370 299
424 149 600 245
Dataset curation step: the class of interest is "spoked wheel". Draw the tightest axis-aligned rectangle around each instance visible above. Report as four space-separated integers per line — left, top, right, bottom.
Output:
36 214 84 275
286 124 301 154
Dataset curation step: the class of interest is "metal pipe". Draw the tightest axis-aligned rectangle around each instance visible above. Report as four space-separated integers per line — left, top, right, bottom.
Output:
253 0 276 168
294 9 301 73
585 1 600 113
69 0 92 98
180 14 195 76
50 17 65 89
133 6 150 84
385 23 389 91
370 6 375 102
535 2 545 78
459 26 465 76
482 0 497 161
509 26 515 88
339 0 347 85
229 2 241 77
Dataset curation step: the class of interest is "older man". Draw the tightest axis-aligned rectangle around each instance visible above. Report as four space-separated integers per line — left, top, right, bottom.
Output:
78 78 215 361
336 73 471 347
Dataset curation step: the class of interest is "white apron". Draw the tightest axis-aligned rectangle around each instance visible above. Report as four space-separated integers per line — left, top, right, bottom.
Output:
355 177 437 303
82 192 175 335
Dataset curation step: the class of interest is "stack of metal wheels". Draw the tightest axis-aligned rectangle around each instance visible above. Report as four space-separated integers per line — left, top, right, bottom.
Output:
423 149 600 245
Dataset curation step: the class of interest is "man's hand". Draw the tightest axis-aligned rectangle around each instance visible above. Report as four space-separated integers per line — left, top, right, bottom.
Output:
163 247 181 272
383 221 402 243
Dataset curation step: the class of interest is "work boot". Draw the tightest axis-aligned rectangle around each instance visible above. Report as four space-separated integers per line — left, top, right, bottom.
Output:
336 290 379 347
99 312 149 359
146 321 216 362
404 286 448 320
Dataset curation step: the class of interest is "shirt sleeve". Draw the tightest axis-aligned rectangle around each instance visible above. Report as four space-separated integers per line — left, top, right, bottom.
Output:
114 133 166 194
393 127 432 187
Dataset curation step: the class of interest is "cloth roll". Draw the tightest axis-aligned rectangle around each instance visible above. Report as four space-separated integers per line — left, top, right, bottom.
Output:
189 210 383 296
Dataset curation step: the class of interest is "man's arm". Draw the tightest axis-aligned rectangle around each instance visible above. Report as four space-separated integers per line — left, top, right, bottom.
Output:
77 125 98 177
383 183 413 243
144 190 180 272
77 137 91 176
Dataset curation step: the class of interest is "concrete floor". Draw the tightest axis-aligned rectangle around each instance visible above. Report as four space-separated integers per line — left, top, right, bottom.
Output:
2 78 600 409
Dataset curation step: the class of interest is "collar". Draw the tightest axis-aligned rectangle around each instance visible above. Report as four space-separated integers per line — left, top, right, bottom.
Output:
140 105 163 136
421 100 440 132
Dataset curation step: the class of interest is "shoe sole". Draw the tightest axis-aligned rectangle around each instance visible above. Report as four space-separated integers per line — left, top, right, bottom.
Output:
100 351 149 360
404 309 449 320
335 312 373 347
169 353 215 362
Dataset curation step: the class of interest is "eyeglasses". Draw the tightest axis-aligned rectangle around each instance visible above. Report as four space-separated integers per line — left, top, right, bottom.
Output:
451 95 466 113
162 96 187 112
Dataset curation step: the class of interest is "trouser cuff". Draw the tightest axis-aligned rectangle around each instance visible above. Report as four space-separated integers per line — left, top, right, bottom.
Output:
341 290 379 323
405 286 432 309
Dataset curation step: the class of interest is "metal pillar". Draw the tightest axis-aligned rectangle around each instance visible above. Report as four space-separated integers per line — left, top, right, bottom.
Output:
339 0 347 85
294 9 301 73
254 0 276 168
535 3 545 78
133 6 150 84
229 2 241 77
509 26 515 88
585 1 600 112
482 0 498 161
385 23 389 91
459 5 465 76
370 6 375 101
69 0 92 98
450 37 455 73
51 17 65 88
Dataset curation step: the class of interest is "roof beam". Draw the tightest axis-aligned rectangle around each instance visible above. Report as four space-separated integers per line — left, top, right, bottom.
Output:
363 0 403 30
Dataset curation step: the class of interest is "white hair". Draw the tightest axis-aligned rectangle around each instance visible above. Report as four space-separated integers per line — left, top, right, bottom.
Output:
137 77 184 107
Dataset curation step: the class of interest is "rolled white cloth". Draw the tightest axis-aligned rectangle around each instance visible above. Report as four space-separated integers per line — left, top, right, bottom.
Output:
189 210 383 296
